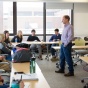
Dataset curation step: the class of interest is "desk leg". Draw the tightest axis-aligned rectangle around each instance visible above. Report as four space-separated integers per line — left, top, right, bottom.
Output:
45 44 49 61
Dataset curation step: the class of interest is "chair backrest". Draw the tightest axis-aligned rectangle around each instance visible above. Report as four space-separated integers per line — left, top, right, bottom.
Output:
59 41 62 46
84 36 88 41
75 38 85 46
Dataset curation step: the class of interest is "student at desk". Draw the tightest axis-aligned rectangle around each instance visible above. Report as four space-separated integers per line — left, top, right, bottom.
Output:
49 29 61 62
4 30 11 45
0 34 12 61
0 75 9 88
27 29 42 60
11 30 23 43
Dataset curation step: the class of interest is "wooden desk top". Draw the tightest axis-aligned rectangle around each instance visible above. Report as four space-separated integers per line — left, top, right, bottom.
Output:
53 45 88 50
79 57 88 63
10 63 50 88
12 41 59 46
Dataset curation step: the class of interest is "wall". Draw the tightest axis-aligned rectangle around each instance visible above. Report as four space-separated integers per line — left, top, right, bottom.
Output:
74 3 88 38
0 2 3 33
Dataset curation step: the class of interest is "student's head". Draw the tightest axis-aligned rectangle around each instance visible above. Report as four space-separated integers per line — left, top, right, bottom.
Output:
54 29 59 35
62 15 70 24
0 34 5 42
4 30 9 39
31 29 36 36
17 30 22 38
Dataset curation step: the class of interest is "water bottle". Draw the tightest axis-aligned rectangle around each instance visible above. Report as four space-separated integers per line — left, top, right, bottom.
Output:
30 56 36 74
15 38 17 43
11 79 20 88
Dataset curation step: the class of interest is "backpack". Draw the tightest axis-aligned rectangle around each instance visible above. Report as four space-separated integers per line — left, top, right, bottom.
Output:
13 48 32 63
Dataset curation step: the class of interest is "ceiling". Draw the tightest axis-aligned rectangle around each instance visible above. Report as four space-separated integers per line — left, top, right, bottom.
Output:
1 0 88 2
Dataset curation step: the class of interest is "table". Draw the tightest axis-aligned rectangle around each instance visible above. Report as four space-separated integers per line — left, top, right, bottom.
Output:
53 45 88 50
12 41 59 61
79 57 88 63
10 62 50 88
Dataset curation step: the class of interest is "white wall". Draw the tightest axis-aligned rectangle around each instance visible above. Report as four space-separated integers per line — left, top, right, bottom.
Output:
0 2 3 33
74 3 88 38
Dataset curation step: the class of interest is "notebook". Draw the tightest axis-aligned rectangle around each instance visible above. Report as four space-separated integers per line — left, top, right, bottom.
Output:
14 73 38 81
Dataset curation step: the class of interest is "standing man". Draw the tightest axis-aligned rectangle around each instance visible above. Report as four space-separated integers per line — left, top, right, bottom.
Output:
49 29 61 61
55 15 74 77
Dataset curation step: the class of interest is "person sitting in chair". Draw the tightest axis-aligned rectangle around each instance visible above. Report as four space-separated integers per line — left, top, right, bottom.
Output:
0 34 12 61
49 29 61 62
27 29 42 60
0 75 9 88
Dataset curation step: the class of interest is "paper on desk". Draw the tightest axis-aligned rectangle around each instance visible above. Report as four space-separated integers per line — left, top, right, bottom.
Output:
14 73 39 81
24 83 30 88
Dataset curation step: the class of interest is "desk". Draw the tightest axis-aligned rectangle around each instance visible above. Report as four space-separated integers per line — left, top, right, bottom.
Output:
79 57 88 63
12 41 59 61
72 41 88 44
53 45 88 50
10 62 50 88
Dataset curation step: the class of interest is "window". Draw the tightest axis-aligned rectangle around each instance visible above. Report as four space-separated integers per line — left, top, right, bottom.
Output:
17 2 43 34
3 2 13 33
46 9 71 34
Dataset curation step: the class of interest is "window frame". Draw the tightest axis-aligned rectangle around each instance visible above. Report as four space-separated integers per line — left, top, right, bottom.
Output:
10 2 73 41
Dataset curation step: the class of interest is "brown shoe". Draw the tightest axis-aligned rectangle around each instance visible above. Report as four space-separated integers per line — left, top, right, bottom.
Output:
55 69 64 73
38 55 43 60
64 72 74 77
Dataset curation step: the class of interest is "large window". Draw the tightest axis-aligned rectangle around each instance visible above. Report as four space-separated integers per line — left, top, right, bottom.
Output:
46 9 71 34
3 2 13 33
17 2 43 34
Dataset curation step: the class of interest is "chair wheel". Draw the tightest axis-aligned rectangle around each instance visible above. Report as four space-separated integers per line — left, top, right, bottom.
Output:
56 65 59 68
83 85 88 88
81 79 84 83
84 85 86 88
84 85 88 88
74 64 77 66
56 62 59 65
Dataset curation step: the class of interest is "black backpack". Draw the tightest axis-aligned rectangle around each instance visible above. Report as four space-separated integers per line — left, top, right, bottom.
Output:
13 48 32 63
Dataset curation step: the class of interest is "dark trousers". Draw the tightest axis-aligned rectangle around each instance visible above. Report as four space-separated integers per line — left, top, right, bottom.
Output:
50 44 56 56
60 43 74 73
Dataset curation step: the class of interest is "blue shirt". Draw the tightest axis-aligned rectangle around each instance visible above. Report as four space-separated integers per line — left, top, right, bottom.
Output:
61 23 73 46
49 34 61 42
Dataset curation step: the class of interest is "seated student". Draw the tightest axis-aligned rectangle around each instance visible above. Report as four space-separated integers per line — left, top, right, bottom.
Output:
4 30 11 45
27 29 42 60
0 34 12 61
0 56 10 72
0 75 24 88
11 30 23 43
0 75 9 88
49 29 61 61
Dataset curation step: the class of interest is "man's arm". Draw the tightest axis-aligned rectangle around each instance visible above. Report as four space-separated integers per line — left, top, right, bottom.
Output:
49 35 54 42
27 36 30 41
0 43 11 54
36 37 40 41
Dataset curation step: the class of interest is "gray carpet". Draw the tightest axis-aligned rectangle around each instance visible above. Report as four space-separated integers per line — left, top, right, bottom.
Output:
36 55 88 88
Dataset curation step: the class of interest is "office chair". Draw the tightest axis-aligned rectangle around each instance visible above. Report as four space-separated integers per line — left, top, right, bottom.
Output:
84 36 88 45
81 63 88 88
73 38 88 66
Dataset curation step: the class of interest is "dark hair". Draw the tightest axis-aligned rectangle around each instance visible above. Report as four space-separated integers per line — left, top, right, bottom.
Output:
54 29 59 32
4 30 9 34
64 15 70 21
4 30 9 40
31 29 36 32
